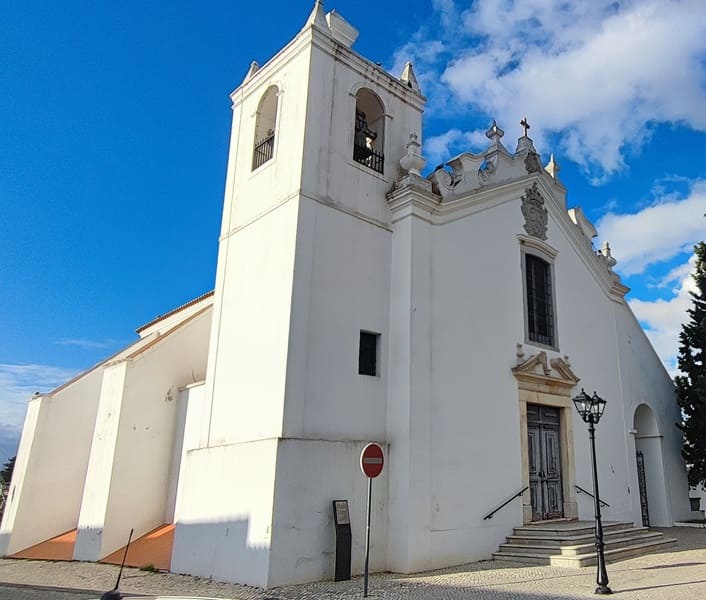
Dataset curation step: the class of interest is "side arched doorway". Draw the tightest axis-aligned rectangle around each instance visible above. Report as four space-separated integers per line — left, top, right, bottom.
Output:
632 404 670 526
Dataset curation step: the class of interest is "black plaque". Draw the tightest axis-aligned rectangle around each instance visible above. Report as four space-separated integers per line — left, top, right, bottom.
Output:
332 500 351 581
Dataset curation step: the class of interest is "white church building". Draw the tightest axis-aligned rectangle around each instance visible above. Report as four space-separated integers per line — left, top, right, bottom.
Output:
0 2 691 588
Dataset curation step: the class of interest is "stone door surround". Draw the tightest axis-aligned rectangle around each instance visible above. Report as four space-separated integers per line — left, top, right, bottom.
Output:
512 345 579 524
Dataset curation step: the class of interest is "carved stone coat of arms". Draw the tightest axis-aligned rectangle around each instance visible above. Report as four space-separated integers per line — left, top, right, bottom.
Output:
521 182 548 240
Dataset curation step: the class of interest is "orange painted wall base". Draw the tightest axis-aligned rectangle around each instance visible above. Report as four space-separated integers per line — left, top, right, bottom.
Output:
10 529 77 561
101 523 175 572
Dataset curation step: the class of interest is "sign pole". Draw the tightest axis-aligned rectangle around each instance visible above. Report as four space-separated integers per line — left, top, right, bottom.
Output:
364 476 372 597
360 442 384 598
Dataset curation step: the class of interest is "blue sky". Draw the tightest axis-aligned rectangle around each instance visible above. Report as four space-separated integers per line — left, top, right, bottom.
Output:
1 0 705 466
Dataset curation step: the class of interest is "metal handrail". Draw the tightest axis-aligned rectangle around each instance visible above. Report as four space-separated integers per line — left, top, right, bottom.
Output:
576 484 610 507
483 485 529 520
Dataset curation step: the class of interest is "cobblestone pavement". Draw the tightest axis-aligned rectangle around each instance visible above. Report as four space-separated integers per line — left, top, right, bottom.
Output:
0 527 704 599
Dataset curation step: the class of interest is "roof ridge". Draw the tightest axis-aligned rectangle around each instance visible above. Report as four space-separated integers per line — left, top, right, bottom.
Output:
135 290 215 334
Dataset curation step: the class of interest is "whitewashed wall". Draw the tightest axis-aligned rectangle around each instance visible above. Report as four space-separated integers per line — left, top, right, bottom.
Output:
0 397 41 555
268 439 388 586
383 172 690 572
615 306 690 525
168 381 205 523
193 15 424 586
74 309 211 560
170 439 279 588
168 7 688 587
0 367 102 555
205 199 298 446
425 193 529 570
284 200 391 442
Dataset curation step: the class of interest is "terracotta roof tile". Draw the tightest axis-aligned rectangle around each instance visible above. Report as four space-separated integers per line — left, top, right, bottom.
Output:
136 290 214 334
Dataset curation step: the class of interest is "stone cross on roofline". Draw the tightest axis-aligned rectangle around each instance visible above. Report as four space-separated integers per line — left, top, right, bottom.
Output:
520 117 530 137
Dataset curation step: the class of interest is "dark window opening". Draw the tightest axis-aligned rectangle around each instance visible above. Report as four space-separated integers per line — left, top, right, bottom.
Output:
359 331 379 376
526 254 555 347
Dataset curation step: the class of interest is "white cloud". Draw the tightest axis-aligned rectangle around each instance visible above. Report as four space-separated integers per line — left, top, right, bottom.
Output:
55 337 117 349
394 0 706 179
424 127 487 166
595 179 706 275
629 254 697 375
0 364 79 433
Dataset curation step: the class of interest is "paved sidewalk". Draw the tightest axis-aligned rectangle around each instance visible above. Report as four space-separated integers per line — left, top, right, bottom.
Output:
0 527 705 599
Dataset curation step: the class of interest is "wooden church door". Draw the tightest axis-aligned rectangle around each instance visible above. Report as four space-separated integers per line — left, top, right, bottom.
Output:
528 404 564 520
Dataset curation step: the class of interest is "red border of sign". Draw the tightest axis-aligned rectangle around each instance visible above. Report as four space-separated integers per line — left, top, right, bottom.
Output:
360 442 384 478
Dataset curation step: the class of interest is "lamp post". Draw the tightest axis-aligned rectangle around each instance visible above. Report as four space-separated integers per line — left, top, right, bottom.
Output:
572 388 612 595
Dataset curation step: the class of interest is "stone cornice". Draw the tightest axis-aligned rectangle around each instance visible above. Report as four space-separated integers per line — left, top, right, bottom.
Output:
387 184 440 224
230 28 313 106
387 172 630 304
231 24 425 112
310 30 426 111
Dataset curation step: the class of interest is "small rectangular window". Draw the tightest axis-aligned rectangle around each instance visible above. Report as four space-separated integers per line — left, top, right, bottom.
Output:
359 331 379 376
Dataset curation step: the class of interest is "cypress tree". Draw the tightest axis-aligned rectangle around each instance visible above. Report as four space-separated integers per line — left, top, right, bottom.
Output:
0 455 14 486
676 241 706 488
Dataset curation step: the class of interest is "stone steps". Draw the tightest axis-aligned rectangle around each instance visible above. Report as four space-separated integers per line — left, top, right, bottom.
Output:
493 521 677 567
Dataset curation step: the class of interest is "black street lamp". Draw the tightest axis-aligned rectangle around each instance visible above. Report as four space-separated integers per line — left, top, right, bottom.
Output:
573 388 613 595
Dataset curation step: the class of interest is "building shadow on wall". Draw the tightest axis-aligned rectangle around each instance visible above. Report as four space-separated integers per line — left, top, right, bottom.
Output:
170 518 269 586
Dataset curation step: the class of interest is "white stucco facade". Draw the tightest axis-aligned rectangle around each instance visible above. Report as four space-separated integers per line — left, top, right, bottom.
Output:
0 1 692 589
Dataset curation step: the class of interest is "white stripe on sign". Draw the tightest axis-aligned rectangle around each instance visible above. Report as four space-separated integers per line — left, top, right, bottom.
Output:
363 458 383 464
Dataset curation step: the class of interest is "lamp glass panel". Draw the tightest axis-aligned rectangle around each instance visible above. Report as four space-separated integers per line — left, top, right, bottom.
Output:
573 390 591 419
593 394 606 420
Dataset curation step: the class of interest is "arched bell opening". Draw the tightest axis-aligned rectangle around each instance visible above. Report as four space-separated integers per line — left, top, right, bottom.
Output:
252 85 279 170
353 88 385 174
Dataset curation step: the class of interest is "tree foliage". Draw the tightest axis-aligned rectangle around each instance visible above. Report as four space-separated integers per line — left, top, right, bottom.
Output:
676 241 706 488
0 455 15 486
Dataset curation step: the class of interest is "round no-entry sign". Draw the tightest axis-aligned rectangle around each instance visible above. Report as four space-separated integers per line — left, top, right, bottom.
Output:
360 443 384 478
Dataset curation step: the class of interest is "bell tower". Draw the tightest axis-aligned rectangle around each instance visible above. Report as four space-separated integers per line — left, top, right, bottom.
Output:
172 1 425 588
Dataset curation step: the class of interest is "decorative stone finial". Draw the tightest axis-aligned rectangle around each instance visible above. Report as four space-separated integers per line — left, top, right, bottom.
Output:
601 241 617 268
400 62 421 93
302 0 329 33
325 9 358 47
393 132 431 192
545 153 560 180
400 133 426 176
486 120 504 145
243 61 259 83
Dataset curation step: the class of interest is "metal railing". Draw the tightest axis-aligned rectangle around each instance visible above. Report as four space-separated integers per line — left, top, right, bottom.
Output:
576 484 610 507
483 485 529 520
353 143 384 174
252 132 275 170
